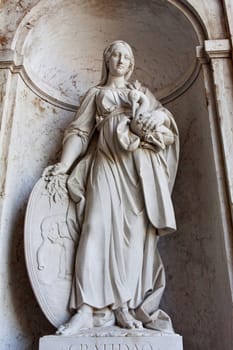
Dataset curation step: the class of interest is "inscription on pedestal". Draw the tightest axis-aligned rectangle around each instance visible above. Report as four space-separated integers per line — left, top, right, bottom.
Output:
65 343 154 350
39 335 183 350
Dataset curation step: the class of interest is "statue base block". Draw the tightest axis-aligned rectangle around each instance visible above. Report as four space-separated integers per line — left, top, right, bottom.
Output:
39 330 183 350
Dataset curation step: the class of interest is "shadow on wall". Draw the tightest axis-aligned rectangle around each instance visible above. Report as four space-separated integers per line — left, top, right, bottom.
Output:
9 202 54 349
159 73 231 350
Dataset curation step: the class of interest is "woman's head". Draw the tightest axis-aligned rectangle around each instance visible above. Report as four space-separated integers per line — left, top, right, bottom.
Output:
99 40 135 85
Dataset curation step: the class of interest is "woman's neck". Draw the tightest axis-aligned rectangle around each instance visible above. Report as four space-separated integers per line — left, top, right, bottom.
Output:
105 75 126 88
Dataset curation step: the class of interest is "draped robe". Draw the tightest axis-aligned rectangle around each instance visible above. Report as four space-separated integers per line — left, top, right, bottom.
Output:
64 85 179 332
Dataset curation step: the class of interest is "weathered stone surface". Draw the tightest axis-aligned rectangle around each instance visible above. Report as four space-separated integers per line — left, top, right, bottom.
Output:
39 334 183 350
0 1 233 350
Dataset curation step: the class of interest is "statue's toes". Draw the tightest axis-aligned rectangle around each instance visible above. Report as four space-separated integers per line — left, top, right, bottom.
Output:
56 323 70 335
124 319 142 329
134 320 143 328
126 321 134 329
58 327 73 336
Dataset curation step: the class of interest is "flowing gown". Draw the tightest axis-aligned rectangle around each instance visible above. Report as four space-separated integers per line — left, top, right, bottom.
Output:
64 85 179 330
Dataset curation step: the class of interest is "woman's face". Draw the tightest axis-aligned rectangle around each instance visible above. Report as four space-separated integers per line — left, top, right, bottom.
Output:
108 44 131 78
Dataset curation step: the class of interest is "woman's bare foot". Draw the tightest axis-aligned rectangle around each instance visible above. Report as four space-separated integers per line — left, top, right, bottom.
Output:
115 306 142 329
56 310 93 335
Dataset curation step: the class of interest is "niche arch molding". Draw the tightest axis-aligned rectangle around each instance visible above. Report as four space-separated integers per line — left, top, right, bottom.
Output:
8 0 209 110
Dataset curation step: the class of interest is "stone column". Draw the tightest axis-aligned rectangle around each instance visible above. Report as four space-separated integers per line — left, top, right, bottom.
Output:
197 38 233 301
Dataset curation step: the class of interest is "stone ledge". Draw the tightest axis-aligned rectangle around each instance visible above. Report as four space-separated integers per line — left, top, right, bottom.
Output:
39 334 183 350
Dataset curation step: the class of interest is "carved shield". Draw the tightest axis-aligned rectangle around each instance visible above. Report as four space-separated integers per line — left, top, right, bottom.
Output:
24 176 79 327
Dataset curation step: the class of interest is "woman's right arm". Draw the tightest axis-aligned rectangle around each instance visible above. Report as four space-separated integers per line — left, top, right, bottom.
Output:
43 87 97 178
42 135 83 178
57 135 83 174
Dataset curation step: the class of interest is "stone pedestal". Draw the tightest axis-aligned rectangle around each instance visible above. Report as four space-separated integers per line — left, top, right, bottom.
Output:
39 333 183 350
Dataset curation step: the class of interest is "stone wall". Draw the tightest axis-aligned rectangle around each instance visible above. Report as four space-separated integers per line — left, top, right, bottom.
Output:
0 1 232 349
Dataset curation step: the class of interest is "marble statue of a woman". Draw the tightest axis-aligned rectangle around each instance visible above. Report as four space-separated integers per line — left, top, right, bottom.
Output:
42 40 179 336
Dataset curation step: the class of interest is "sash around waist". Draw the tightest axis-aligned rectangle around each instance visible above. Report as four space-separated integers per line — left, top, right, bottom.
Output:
96 107 132 130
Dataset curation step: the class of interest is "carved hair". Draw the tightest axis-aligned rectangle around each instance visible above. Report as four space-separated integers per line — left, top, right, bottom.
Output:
99 40 135 86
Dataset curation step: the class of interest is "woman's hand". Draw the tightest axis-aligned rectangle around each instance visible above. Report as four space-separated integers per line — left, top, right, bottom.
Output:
42 162 69 180
42 163 69 203
143 115 158 131
142 110 168 132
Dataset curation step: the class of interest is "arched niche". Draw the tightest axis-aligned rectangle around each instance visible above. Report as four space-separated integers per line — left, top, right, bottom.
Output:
12 0 201 108
4 1 231 350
